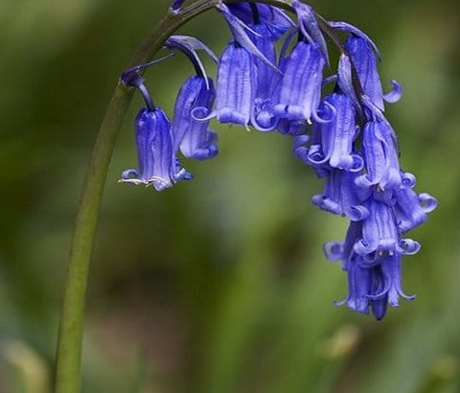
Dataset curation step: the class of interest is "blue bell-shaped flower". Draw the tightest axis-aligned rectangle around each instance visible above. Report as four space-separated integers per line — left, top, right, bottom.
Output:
172 75 218 160
274 41 325 122
121 107 191 191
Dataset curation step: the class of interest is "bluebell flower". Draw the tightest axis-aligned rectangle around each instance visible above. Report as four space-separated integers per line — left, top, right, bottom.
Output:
311 169 367 219
340 255 415 320
172 75 218 160
325 219 417 319
372 254 416 308
274 41 325 122
344 34 402 111
120 107 191 191
248 23 277 98
325 222 373 315
215 4 287 130
353 198 420 259
394 187 438 233
363 253 416 319
355 118 404 201
307 92 363 172
211 40 256 127
336 53 361 109
341 259 373 315
248 20 284 131
274 49 309 136
321 94 361 171
217 4 278 71
344 34 384 110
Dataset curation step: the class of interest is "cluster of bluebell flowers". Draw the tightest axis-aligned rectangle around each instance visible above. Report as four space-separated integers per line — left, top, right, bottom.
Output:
120 0 437 319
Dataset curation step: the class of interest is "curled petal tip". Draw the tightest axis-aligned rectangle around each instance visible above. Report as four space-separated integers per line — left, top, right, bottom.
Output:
419 193 438 213
345 205 369 222
399 239 421 255
323 242 344 261
384 80 403 104
401 172 416 188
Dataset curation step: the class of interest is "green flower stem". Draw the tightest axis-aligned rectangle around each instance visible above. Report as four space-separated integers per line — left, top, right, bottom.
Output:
54 86 132 393
54 1 292 392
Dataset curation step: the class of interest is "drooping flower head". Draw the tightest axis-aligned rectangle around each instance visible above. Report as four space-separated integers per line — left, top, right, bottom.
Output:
305 92 362 172
213 40 256 127
337 29 403 111
210 4 285 129
242 4 289 131
173 75 218 160
120 107 191 191
165 35 219 160
119 1 437 320
355 118 402 199
118 50 193 191
394 188 438 234
274 40 325 122
344 34 385 111
325 219 418 320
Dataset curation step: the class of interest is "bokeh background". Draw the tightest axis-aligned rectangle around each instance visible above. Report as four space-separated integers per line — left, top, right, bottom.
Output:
1 0 460 392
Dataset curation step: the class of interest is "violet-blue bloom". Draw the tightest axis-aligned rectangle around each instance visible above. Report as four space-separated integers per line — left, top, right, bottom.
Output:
329 222 372 315
353 199 420 258
248 23 283 131
345 34 385 110
172 75 218 160
367 254 416 308
394 187 438 233
212 41 256 127
336 53 361 109
216 3 283 131
253 44 294 132
120 107 191 191
293 134 328 178
217 4 278 72
248 23 279 102
341 256 413 320
311 169 366 219
274 41 325 122
355 119 402 201
311 92 363 172
340 259 373 315
345 34 402 111
325 220 417 319
368 265 388 320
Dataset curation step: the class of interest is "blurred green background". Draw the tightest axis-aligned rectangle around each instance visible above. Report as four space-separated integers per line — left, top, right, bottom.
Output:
1 0 459 392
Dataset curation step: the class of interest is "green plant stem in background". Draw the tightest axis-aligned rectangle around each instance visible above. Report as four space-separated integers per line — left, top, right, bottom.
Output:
54 1 293 392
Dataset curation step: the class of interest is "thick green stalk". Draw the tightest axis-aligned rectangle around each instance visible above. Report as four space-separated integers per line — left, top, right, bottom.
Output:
54 1 292 392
